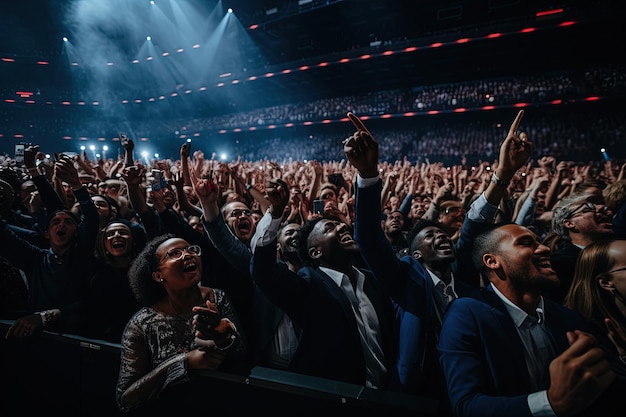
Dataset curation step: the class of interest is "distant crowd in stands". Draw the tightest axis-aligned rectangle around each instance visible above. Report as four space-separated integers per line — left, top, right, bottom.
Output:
1 108 626 415
1 64 624 162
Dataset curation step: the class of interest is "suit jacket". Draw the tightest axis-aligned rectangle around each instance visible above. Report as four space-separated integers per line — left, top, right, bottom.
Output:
438 286 597 417
250 241 396 387
354 180 479 397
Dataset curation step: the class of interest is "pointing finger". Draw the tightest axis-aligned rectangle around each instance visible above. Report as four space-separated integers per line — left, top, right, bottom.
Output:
347 112 371 136
507 109 524 138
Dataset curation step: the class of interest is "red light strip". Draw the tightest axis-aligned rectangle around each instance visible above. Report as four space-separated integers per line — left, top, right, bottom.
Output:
536 9 563 18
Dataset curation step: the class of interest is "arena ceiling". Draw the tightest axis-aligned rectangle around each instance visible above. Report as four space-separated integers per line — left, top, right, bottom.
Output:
0 0 623 156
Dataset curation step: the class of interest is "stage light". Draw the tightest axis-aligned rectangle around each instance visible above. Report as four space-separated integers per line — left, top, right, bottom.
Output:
601 148 610 161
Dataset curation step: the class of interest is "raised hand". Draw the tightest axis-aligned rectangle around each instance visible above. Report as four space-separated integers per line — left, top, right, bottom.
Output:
23 145 40 169
180 142 191 159
189 166 219 213
54 155 81 189
343 112 379 178
265 178 289 218
497 110 532 176
120 164 146 186
120 133 133 151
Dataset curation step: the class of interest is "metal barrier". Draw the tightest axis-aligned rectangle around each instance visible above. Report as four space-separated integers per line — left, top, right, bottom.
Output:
0 320 438 416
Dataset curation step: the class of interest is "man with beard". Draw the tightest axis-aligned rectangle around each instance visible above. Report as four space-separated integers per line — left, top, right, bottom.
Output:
438 222 620 417
249 179 396 391
381 210 410 258
276 221 303 273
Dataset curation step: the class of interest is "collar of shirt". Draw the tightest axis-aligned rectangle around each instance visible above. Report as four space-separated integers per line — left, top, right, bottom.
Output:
426 268 456 296
490 283 546 328
47 249 66 265
319 265 365 293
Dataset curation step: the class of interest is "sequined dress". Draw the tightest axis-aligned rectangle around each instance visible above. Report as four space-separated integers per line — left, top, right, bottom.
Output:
115 288 242 412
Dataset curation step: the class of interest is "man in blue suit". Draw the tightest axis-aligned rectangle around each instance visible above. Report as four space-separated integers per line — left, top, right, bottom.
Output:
436 116 619 416
344 110 530 414
438 222 618 417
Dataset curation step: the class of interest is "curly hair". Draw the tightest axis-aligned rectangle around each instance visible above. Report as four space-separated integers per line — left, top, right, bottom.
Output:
128 233 174 306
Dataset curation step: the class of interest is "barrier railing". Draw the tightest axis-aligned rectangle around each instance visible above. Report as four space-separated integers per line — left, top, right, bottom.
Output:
0 320 438 416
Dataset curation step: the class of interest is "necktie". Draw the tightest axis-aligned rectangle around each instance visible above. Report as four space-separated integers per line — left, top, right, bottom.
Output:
442 284 456 306
436 282 456 310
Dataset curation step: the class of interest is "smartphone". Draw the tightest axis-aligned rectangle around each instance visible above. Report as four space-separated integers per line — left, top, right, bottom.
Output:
313 199 324 215
151 169 167 191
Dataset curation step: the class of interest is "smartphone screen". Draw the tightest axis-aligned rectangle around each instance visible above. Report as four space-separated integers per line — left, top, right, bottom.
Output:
313 199 324 215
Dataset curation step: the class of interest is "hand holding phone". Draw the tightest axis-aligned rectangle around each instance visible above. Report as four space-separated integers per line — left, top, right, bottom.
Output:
151 169 167 191
313 199 324 215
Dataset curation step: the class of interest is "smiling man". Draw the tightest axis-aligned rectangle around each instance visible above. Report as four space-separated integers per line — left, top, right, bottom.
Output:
250 183 396 392
438 222 618 417
548 193 614 303
220 201 255 245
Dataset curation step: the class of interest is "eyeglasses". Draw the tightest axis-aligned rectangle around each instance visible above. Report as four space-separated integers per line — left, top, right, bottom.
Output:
444 206 466 215
93 200 110 208
159 245 202 263
565 201 596 219
607 266 626 274
229 209 252 218
105 228 131 238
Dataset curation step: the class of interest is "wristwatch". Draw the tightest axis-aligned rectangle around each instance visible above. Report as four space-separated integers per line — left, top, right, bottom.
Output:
38 310 55 327
491 173 510 188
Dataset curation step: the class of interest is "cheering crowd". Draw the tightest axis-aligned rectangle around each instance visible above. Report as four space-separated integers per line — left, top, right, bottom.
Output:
1 109 625 416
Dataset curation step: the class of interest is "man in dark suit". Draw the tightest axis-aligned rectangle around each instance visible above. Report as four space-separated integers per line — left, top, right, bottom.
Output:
345 110 530 414
249 180 396 389
438 222 619 417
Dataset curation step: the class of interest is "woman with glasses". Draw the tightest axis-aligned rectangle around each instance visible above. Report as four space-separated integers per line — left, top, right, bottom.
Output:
116 234 245 413
564 238 626 378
